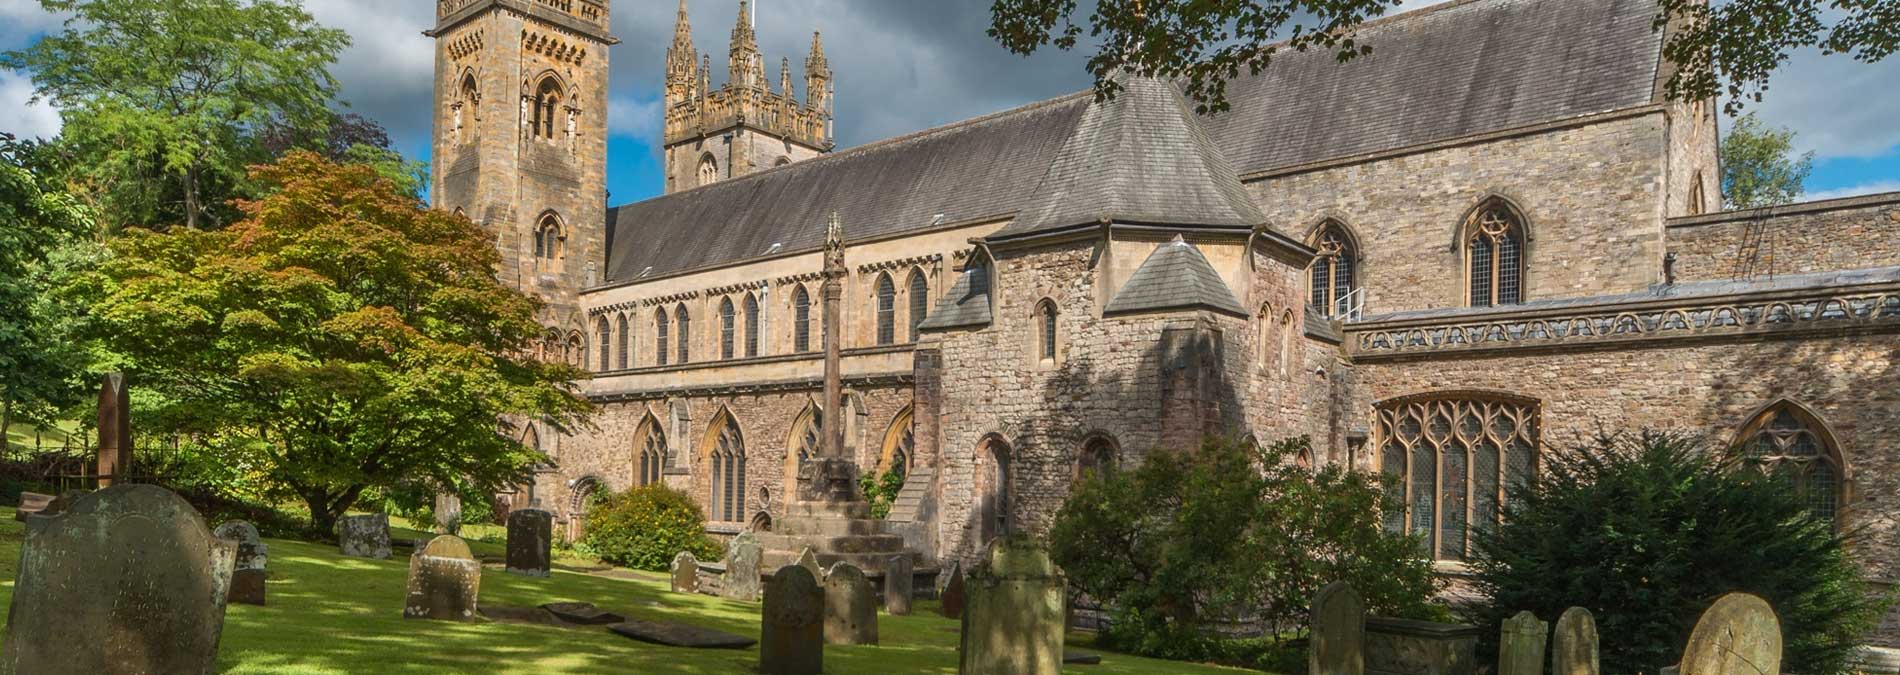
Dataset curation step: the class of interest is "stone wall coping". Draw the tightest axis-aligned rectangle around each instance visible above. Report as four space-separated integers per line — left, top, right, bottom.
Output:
1665 191 1900 229
590 369 913 403
592 343 915 379
427 0 618 45
1366 615 1483 639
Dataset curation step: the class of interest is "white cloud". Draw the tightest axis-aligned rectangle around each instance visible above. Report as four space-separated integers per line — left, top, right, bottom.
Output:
300 0 436 156
608 95 663 141
0 0 67 46
1803 180 1900 202
0 70 59 139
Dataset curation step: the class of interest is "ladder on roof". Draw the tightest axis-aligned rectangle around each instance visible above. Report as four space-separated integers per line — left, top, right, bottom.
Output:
1732 211 1776 281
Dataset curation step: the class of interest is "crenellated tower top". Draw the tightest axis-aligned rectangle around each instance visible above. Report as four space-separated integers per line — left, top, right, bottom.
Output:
663 0 835 192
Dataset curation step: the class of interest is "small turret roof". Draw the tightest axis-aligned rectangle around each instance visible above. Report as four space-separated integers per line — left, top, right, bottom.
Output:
1104 235 1248 317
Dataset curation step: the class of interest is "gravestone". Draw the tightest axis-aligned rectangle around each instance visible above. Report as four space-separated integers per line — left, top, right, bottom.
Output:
610 618 757 649
885 554 913 615
958 535 1066 675
541 601 624 625
1679 593 1782 675
824 562 878 645
12 492 53 522
1310 581 1367 675
794 546 823 581
1550 607 1600 675
724 533 764 601
0 484 236 675
760 564 824 675
434 492 462 535
939 560 966 619
505 508 552 577
672 551 700 594
1500 611 1548 675
214 520 269 606
338 513 391 560
404 535 481 621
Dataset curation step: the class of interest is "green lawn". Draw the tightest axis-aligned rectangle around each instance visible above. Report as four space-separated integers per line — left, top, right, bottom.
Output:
0 506 1256 674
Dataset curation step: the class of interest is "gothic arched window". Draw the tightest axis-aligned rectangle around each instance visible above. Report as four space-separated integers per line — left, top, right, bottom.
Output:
981 436 1013 542
708 414 746 522
743 293 760 358
454 73 479 144
697 154 719 187
596 316 612 372
1034 299 1059 364
564 331 584 368
719 297 736 360
785 404 822 498
655 309 670 367
792 285 812 353
1077 436 1117 482
1466 200 1527 307
636 419 666 488
674 304 691 364
532 77 563 140
1736 402 1847 524
1375 393 1540 561
875 273 896 346
534 213 563 265
615 314 630 369
907 269 929 341
1309 220 1358 318
880 408 914 479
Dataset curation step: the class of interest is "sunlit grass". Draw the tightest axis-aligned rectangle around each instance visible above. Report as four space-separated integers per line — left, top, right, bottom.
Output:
0 506 1259 673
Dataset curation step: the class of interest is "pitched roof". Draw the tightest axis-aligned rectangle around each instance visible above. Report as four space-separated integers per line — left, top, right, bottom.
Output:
602 0 1667 284
990 76 1264 241
914 264 993 332
1104 236 1248 317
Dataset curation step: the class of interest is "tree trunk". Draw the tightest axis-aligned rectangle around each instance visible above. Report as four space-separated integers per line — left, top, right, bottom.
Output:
2 392 13 450
302 484 369 536
183 164 201 230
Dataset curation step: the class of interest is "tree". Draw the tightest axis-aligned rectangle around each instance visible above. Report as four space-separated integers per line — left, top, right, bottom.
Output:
259 113 430 200
2 0 350 230
76 151 592 532
1469 432 1888 675
988 0 1899 115
0 133 97 438
1722 113 1813 209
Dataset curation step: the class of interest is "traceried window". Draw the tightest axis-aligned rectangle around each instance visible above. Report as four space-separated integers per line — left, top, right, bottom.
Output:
786 404 822 497
719 297 736 360
882 409 914 478
615 314 629 369
875 273 896 346
655 309 670 366
533 213 563 265
708 416 746 522
792 286 812 353
1736 402 1846 524
532 78 562 140
1309 221 1358 318
743 294 760 358
636 423 665 487
1034 299 1059 363
674 304 691 364
1376 393 1540 561
1466 201 1526 307
564 332 584 368
907 269 929 341
595 316 612 372
697 154 719 187
453 74 478 144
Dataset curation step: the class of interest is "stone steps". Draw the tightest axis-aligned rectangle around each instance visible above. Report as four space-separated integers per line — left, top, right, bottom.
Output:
885 469 933 522
774 517 888 537
752 533 909 555
760 549 922 575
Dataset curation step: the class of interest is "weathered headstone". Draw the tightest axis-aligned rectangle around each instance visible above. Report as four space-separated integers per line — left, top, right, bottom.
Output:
939 559 966 619
1310 581 1367 675
0 484 236 675
12 492 53 522
434 491 462 535
1550 607 1600 675
404 534 481 621
760 563 824 675
1500 611 1548 675
794 546 823 581
672 551 700 594
724 533 764 601
214 520 269 606
505 508 552 577
1679 593 1782 675
338 513 391 560
823 562 879 645
885 554 913 615
958 535 1066 675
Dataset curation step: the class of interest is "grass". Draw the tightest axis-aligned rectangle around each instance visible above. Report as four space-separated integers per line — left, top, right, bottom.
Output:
0 505 1259 674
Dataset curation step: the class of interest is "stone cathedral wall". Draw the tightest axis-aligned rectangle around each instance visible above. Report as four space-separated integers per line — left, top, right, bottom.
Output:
1666 193 1900 283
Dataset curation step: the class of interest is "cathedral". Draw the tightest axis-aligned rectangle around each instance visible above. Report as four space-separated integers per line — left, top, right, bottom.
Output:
427 0 1900 644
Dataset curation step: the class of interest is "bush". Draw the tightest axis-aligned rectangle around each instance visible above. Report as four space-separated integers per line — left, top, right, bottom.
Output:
1469 431 1890 675
859 467 906 519
580 484 724 572
1049 436 1440 660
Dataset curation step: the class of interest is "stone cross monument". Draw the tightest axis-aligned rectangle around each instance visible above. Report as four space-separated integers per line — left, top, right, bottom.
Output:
797 212 863 504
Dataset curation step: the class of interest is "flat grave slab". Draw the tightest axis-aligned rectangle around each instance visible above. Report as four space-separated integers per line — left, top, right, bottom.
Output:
608 618 758 650
1064 651 1104 665
540 601 625 625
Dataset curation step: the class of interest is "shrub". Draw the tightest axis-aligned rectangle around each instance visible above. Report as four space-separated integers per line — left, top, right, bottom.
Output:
859 466 906 519
1049 435 1440 660
580 484 724 571
1469 431 1890 675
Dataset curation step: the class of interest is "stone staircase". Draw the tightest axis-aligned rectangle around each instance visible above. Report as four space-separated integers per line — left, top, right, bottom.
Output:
884 468 932 523
757 500 921 574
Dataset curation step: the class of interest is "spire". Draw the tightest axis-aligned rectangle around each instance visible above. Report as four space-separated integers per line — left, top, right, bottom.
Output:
699 53 711 102
780 56 793 100
730 0 763 90
665 0 698 108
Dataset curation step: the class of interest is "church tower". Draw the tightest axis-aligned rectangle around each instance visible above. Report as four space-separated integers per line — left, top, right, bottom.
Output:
662 1 835 194
427 0 615 355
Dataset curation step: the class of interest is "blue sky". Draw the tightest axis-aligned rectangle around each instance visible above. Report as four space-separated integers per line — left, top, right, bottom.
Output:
3 0 1898 205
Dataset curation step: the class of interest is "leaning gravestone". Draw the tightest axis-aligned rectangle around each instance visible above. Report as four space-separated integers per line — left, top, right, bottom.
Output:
794 546 823 581
938 559 966 619
338 513 392 559
824 562 878 645
760 564 824 675
505 508 552 577
214 520 269 606
958 535 1066 675
724 533 764 601
672 551 701 594
1550 607 1600 675
1679 593 1782 675
1500 611 1549 675
1 485 237 675
404 535 482 621
1310 581 1367 675
885 554 914 615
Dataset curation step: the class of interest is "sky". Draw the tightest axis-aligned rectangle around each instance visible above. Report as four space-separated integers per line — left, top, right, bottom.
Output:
2 0 1898 206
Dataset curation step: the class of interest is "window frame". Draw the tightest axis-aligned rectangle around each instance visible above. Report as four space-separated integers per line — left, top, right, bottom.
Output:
1374 392 1541 561
792 285 812 353
674 304 691 364
875 273 897 346
1308 220 1359 318
907 269 929 342
1463 200 1528 308
1732 400 1850 525
719 297 736 360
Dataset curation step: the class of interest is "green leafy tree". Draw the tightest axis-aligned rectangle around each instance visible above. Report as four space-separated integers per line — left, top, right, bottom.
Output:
1469 432 1888 675
0 133 97 437
75 151 592 532
1049 436 1438 659
1722 112 1814 209
259 113 430 200
988 0 1899 114
3 0 350 230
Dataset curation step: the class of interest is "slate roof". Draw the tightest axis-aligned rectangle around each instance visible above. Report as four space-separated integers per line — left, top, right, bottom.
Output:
602 0 1667 284
991 76 1264 241
914 264 992 332
1104 236 1249 317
